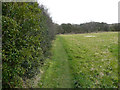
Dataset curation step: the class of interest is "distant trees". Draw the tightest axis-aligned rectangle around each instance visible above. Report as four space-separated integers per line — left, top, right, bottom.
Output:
109 23 120 31
56 22 119 34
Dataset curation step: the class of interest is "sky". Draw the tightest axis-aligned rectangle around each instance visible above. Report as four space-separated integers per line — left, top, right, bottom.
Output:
37 0 120 25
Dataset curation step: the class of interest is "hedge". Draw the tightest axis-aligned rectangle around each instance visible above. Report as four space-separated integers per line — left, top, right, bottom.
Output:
2 2 56 88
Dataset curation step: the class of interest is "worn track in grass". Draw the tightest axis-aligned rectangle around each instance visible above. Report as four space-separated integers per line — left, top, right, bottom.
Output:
38 36 74 88
38 32 118 88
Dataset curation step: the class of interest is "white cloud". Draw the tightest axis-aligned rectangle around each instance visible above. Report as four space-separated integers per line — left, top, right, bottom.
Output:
37 0 119 24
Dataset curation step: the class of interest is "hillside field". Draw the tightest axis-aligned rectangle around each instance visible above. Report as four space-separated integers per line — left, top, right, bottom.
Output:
38 32 118 88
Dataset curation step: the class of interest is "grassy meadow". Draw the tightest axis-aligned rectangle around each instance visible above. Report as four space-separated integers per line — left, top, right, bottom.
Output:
38 32 118 88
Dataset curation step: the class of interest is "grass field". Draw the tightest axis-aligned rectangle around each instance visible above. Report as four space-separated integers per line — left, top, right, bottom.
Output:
38 32 118 88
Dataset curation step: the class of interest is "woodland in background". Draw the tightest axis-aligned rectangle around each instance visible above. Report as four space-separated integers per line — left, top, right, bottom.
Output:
2 2 119 88
56 22 120 34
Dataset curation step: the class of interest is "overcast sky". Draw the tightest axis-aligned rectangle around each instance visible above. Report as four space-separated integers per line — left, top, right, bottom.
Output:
37 0 120 25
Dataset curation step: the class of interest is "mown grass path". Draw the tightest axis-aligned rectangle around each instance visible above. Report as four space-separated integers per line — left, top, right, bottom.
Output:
39 36 74 88
38 32 118 88
59 32 118 88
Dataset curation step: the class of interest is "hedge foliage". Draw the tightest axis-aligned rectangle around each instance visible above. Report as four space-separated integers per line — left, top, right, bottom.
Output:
2 2 56 88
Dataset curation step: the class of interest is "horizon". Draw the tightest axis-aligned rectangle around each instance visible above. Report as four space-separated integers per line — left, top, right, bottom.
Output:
55 21 119 25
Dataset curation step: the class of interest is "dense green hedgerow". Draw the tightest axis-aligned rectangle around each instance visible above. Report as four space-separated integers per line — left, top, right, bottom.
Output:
2 16 24 88
2 2 56 88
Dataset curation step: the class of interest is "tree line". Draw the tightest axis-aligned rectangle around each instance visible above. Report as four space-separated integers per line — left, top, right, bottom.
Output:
56 22 119 34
